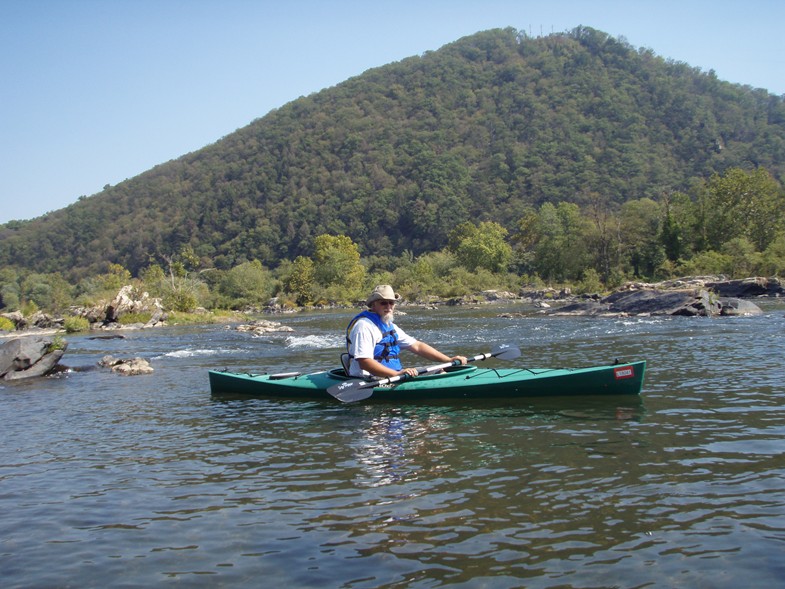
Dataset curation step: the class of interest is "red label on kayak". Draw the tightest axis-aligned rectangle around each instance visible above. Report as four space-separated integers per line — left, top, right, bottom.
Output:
614 366 635 380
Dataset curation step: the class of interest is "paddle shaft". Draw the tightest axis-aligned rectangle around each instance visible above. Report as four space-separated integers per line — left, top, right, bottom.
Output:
374 351 497 387
328 343 520 402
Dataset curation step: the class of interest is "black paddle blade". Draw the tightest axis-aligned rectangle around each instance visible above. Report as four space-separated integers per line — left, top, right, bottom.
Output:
334 386 375 403
491 343 521 361
327 379 376 403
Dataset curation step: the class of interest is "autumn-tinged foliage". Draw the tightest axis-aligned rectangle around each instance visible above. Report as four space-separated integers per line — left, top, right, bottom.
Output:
2 27 784 281
1 27 784 314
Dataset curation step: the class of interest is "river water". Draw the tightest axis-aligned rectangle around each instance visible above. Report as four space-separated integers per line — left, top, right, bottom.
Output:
1 302 784 588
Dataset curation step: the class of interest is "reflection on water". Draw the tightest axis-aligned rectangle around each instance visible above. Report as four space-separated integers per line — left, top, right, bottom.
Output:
1 306 784 588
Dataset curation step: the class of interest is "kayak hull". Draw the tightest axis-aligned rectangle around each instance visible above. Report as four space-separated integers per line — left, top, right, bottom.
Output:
208 360 646 401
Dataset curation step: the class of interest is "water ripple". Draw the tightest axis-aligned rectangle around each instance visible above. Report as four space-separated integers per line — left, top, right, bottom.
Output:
2 310 785 587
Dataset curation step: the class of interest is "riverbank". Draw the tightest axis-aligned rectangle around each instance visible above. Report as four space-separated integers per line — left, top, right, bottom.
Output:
1 275 782 339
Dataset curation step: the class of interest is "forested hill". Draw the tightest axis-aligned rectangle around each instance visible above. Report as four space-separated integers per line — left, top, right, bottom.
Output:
3 26 785 279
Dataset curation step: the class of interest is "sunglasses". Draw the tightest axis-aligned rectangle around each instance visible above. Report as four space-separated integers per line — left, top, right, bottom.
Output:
377 300 396 306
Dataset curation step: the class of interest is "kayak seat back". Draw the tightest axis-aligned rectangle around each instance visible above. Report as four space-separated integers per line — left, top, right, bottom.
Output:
340 352 351 375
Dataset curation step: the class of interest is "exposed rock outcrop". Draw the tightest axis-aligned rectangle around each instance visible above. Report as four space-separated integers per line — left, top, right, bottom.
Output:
548 287 762 317
482 290 518 301
104 285 165 325
0 336 67 380
705 276 784 298
603 288 721 316
70 284 167 330
0 310 63 332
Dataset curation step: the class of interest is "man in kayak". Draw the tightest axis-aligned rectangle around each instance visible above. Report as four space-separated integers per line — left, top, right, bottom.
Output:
345 284 467 379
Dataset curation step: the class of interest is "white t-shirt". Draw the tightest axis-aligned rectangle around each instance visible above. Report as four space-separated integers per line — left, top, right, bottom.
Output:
348 316 417 377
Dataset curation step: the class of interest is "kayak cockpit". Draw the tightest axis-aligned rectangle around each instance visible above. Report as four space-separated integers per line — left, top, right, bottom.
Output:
326 364 478 380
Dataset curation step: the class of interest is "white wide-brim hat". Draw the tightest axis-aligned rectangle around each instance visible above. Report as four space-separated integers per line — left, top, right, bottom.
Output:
365 284 401 306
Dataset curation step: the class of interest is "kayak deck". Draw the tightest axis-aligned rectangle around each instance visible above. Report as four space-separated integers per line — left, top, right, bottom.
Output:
209 360 646 400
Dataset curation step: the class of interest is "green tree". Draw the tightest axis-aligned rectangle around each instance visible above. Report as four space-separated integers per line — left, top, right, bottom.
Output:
664 190 700 259
533 202 591 282
390 250 458 301
155 245 209 311
161 279 208 312
312 234 365 300
721 237 762 277
660 202 682 262
761 232 785 275
284 256 316 306
584 194 617 283
139 264 167 298
75 263 133 304
448 221 512 273
576 268 603 294
0 267 21 310
20 272 73 313
701 167 784 252
218 260 274 308
102 263 132 290
511 207 540 275
676 250 731 275
618 198 664 279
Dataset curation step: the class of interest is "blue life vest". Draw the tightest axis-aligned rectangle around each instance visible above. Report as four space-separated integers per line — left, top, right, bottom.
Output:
346 310 402 370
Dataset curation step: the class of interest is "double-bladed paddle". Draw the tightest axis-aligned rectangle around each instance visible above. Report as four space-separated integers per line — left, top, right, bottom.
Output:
327 343 521 403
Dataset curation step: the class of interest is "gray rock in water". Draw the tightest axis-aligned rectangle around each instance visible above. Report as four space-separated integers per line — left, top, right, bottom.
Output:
718 298 764 316
548 287 762 317
0 336 67 380
602 288 721 316
235 320 294 335
98 355 154 375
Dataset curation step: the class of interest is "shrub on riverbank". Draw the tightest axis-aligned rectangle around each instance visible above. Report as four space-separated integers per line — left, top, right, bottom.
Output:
63 316 90 333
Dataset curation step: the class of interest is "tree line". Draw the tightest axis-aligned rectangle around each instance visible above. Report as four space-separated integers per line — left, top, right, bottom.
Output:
1 166 782 320
1 27 784 284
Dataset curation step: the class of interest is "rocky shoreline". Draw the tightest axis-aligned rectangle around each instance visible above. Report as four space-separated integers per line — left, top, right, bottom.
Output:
487 276 782 318
539 276 780 317
0 276 782 381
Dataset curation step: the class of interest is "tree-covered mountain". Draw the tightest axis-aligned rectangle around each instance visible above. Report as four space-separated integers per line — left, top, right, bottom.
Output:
2 26 784 280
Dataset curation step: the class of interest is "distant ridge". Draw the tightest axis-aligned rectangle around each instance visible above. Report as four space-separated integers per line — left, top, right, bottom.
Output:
2 26 784 278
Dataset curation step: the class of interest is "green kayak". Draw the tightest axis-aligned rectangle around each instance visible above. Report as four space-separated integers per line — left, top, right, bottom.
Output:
208 360 646 402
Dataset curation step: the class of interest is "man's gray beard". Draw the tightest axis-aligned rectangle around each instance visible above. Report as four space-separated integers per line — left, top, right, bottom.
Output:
381 311 394 325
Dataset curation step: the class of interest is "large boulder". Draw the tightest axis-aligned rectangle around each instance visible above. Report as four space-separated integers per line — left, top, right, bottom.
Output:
550 288 763 317
0 336 67 380
602 288 721 316
548 287 762 317
718 297 764 316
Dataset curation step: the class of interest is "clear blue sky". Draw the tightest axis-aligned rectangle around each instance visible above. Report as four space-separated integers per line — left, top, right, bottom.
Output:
2 0 783 224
